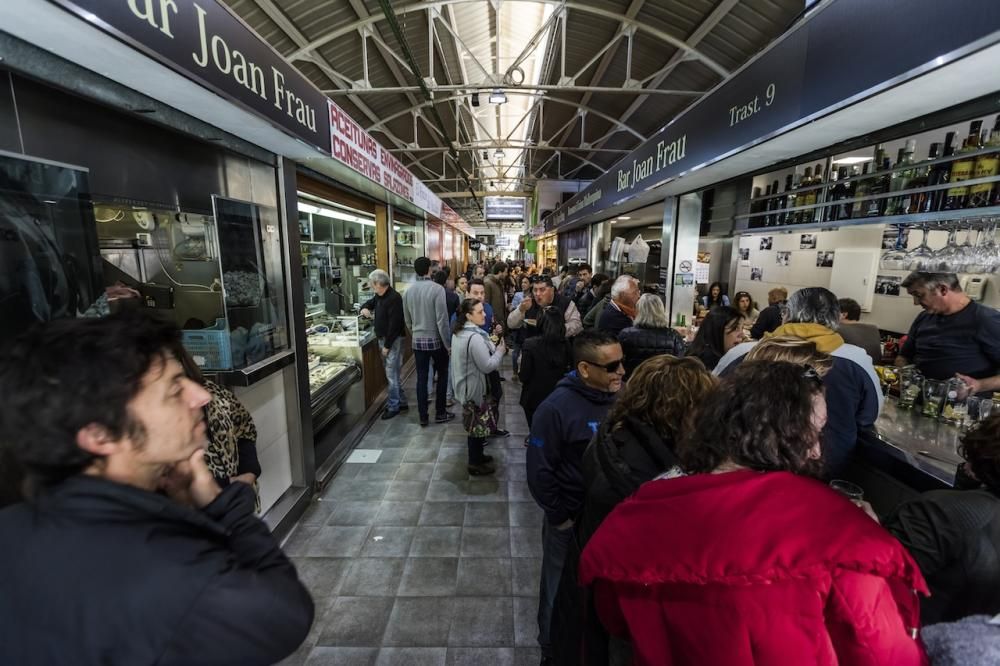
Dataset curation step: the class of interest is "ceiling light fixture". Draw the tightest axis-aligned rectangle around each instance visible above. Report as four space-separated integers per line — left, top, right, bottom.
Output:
489 89 507 105
616 216 631 220
831 156 874 165
495 149 505 160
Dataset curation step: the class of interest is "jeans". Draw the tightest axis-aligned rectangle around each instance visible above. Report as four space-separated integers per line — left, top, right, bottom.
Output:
511 344 521 375
415 346 449 420
380 337 406 411
538 519 574 656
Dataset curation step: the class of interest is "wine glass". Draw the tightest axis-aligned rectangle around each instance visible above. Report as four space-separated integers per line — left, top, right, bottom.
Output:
965 221 989 274
880 225 910 270
904 225 935 271
932 225 963 272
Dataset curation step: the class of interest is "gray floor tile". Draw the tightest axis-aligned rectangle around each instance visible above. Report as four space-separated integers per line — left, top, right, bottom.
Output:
403 447 440 463
317 596 393 647
292 557 350 599
446 648 515 665
512 597 538 648
432 463 470 482
327 501 382 526
354 463 402 481
375 648 447 666
437 447 467 465
508 502 543 528
418 502 466 526
506 481 533 502
307 526 371 558
426 480 469 502
460 527 511 557
504 464 528 480
385 480 430 502
455 557 512 596
382 597 454 647
375 448 406 462
409 526 462 557
513 647 542 665
282 525 319 557
511 557 542 597
397 558 459 596
509 527 543 559
338 558 406 597
506 448 527 464
464 502 509 527
305 647 378 666
466 478 507 502
362 526 416 558
394 463 436 481
375 501 424 526
447 597 513 647
297 501 335 526
323 479 391 502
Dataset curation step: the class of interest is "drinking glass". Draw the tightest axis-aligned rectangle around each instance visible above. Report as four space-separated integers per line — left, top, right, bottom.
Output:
965 225 989 274
880 225 910 270
940 377 968 425
904 225 935 271
897 366 923 409
922 379 947 418
964 397 983 430
980 398 995 422
932 226 963 272
830 480 864 505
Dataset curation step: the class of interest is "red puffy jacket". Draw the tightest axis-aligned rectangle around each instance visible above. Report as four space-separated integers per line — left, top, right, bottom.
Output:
579 470 929 666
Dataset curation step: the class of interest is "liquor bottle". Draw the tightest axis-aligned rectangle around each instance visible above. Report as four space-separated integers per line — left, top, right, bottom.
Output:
969 116 1000 207
794 167 813 224
942 121 982 210
904 142 938 214
886 141 917 215
768 180 781 225
762 183 773 226
777 174 795 225
750 186 763 216
851 162 872 218
865 158 892 216
924 131 956 211
828 166 851 221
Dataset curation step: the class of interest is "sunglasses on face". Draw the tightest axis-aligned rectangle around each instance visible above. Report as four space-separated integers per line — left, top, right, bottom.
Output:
582 358 625 373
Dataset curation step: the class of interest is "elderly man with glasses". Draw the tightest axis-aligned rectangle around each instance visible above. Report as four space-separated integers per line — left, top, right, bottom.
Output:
526 329 623 663
507 275 583 342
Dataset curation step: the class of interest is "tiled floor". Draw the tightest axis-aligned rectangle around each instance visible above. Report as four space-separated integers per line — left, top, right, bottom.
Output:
280 360 544 666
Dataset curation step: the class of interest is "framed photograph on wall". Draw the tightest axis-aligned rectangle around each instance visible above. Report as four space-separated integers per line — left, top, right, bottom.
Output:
816 251 835 268
759 237 773 251
800 234 817 249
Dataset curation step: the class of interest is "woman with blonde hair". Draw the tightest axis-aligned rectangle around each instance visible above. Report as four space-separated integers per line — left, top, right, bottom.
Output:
550 355 717 664
745 335 833 375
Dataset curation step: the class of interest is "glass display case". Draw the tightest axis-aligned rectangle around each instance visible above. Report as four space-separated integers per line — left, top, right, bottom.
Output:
91 194 289 378
392 215 425 293
304 313 370 431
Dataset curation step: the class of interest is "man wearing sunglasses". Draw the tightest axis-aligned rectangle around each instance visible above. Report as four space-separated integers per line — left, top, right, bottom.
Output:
526 330 623 663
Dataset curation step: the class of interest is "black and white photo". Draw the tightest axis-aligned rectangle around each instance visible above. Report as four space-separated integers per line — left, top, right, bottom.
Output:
875 275 902 296
750 266 764 281
739 247 750 264
776 251 791 266
816 251 835 268
759 237 773 251
799 233 817 250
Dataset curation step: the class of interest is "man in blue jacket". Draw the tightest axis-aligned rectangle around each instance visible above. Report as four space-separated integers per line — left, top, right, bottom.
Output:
526 329 623 663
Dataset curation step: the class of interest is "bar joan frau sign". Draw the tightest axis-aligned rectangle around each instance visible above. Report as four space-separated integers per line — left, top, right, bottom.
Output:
55 0 444 218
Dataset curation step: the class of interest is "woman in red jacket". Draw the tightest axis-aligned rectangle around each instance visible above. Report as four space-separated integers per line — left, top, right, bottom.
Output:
580 361 929 666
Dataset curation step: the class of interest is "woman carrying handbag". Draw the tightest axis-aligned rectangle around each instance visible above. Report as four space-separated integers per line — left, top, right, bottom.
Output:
451 298 507 476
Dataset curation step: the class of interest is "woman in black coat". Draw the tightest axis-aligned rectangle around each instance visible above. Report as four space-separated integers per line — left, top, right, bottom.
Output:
617 293 687 379
550 355 717 665
517 306 571 428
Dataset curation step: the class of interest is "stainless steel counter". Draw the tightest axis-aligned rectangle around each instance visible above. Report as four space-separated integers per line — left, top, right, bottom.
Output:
863 400 964 486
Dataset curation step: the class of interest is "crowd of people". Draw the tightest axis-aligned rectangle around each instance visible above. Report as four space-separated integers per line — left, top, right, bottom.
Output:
0 255 998 665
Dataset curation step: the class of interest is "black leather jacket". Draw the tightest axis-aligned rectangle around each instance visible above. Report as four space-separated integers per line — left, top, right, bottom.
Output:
617 325 687 377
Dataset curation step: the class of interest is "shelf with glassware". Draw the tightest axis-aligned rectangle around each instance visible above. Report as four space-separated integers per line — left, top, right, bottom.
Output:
93 197 291 381
739 113 1000 233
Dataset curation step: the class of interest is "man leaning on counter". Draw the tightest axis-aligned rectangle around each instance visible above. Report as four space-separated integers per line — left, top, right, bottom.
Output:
895 272 1000 393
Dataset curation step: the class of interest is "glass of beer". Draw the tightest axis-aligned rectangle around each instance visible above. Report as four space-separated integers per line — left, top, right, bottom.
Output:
897 366 923 410
922 379 947 418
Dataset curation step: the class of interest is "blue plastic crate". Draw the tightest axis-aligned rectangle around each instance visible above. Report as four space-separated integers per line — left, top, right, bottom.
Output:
181 318 233 370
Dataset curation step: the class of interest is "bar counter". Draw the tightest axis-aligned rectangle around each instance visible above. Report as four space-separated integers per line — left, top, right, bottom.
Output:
860 400 963 488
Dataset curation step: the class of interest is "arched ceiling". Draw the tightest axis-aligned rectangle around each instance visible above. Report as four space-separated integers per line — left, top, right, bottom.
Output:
221 0 804 224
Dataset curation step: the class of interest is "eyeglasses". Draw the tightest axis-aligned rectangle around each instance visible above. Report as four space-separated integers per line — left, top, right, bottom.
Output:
582 358 625 373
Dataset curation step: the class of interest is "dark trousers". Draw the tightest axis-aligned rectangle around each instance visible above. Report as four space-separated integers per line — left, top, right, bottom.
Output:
487 370 503 423
415 347 449 420
467 435 487 464
538 519 574 657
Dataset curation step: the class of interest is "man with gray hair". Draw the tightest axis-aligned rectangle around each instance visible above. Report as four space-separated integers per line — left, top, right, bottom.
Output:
715 287 882 476
361 269 408 420
598 274 641 337
896 272 1000 393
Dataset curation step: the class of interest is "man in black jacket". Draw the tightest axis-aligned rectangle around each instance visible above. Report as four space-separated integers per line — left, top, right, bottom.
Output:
526 330 623 663
598 274 640 337
0 311 313 666
364 269 409 419
750 286 788 339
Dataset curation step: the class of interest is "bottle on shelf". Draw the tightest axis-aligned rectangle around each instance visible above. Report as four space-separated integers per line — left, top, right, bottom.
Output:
767 179 780 226
761 183 774 226
886 140 917 215
903 142 938 214
969 115 1000 207
865 158 892 216
828 166 852 221
851 162 872 218
924 131 957 212
793 167 813 224
750 186 763 216
777 174 794 225
942 120 983 210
